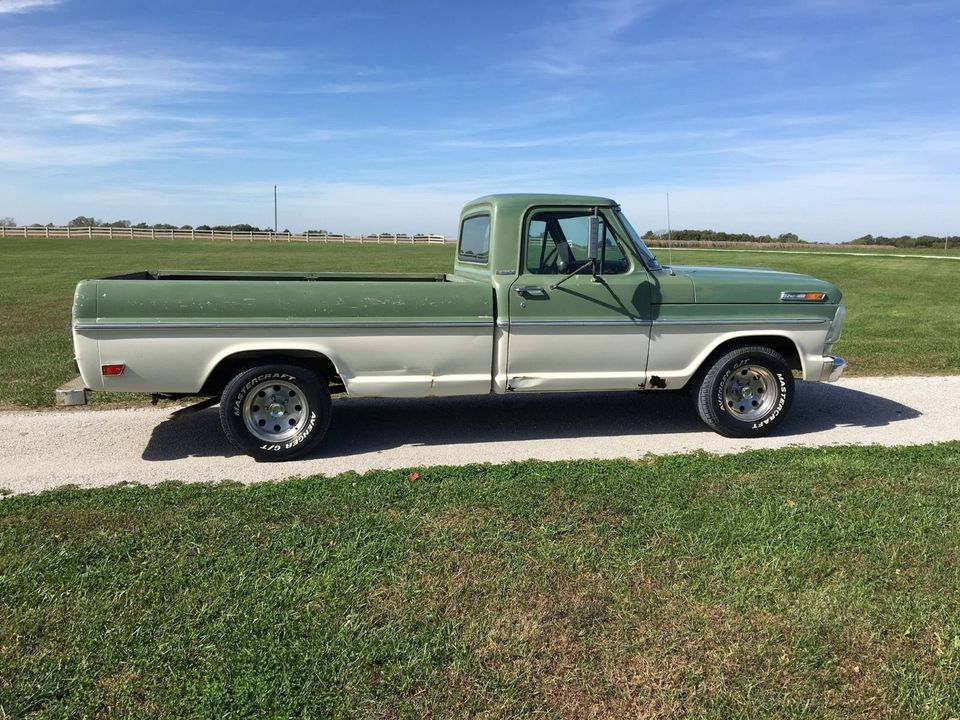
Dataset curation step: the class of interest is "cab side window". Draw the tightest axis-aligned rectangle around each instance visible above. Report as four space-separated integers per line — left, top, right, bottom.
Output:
525 211 629 275
458 214 490 264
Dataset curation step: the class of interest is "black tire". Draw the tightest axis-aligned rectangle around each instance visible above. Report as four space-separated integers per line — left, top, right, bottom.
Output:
694 345 794 438
219 364 331 461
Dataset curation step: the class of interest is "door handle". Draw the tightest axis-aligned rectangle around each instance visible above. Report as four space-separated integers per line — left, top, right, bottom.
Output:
514 285 547 297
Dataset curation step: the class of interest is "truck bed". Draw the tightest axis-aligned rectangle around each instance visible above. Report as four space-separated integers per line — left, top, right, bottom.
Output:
72 271 496 398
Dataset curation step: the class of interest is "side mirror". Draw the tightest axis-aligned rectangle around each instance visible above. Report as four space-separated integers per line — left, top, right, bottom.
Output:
587 214 599 262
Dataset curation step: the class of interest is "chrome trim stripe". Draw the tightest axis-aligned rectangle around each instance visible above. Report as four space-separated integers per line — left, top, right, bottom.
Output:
653 317 827 326
77 316 826 331
497 317 827 328
74 320 493 331
506 319 646 327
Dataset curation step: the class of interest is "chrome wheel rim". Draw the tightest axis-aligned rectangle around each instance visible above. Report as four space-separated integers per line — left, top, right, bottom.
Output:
722 364 778 421
242 379 310 443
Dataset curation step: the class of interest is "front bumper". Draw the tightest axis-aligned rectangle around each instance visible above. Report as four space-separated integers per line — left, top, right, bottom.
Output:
819 355 847 382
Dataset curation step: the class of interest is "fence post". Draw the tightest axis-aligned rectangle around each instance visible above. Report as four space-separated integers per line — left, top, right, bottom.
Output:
45 226 49 238
0 226 4 238
67 226 71 239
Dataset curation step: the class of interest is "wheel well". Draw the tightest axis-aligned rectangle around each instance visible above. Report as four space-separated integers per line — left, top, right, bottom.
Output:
692 335 802 386
199 351 340 397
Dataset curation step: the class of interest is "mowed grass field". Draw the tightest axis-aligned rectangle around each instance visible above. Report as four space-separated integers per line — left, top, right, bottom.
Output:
1 236 958 407
2 445 959 718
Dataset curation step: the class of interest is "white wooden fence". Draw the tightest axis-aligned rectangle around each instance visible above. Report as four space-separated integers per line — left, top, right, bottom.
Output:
0 225 454 244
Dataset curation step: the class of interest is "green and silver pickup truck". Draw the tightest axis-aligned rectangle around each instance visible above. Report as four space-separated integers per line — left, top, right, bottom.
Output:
72 193 846 460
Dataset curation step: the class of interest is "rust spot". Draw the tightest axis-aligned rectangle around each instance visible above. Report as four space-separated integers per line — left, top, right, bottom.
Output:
649 375 667 389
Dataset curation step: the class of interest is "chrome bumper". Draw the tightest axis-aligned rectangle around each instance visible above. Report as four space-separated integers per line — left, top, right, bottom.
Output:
820 356 847 382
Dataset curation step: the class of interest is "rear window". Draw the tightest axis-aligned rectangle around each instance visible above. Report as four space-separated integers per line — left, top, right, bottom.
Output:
458 214 490 264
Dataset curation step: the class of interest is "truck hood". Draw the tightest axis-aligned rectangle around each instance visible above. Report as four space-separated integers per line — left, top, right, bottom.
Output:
665 265 842 304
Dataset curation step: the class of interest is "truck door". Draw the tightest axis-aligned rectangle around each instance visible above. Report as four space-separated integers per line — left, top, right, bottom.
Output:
505 207 652 392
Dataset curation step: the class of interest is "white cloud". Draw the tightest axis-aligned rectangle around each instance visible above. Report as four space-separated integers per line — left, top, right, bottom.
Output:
0 52 91 70
0 51 214 106
0 125 248 167
438 128 727 150
519 0 657 77
288 79 432 94
0 0 60 13
0 47 271 140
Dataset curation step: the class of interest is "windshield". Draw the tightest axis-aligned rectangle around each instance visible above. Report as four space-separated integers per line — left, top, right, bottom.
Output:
614 208 661 270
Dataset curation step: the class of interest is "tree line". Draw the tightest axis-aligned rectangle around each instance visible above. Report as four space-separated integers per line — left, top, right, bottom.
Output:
60 217 283 232
847 234 958 249
643 228 957 248
0 216 298 232
642 229 804 244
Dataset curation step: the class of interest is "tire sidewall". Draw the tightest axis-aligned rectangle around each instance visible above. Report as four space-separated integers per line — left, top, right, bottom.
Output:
705 349 794 437
220 365 330 461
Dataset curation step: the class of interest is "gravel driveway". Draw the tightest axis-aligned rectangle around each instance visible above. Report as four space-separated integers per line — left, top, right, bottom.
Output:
2 376 958 495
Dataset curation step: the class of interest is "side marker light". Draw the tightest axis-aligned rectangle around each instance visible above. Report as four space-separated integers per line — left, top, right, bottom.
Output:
780 291 827 302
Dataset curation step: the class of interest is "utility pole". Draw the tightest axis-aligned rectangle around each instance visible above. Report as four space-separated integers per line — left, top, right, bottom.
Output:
273 185 278 233
666 192 673 266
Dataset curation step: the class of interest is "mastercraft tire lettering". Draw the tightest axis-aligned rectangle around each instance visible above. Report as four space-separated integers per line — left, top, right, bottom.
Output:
219 364 331 461
694 345 794 438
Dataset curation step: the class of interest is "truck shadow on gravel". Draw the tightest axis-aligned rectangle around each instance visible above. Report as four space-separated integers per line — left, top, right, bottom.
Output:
142 382 920 462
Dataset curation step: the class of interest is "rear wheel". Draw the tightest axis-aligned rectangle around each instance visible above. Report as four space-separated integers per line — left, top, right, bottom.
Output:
694 345 794 437
219 364 331 461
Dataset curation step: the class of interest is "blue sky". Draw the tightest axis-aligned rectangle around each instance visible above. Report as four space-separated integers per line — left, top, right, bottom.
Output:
1 0 958 240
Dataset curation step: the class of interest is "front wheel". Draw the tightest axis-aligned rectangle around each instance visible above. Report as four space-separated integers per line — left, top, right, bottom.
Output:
694 345 794 437
219 364 331 461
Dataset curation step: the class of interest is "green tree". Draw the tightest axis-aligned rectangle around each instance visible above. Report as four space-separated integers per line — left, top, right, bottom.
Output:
67 215 100 227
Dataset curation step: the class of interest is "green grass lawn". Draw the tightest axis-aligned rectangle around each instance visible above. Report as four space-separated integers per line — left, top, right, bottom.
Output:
2 444 958 718
1 236 958 407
